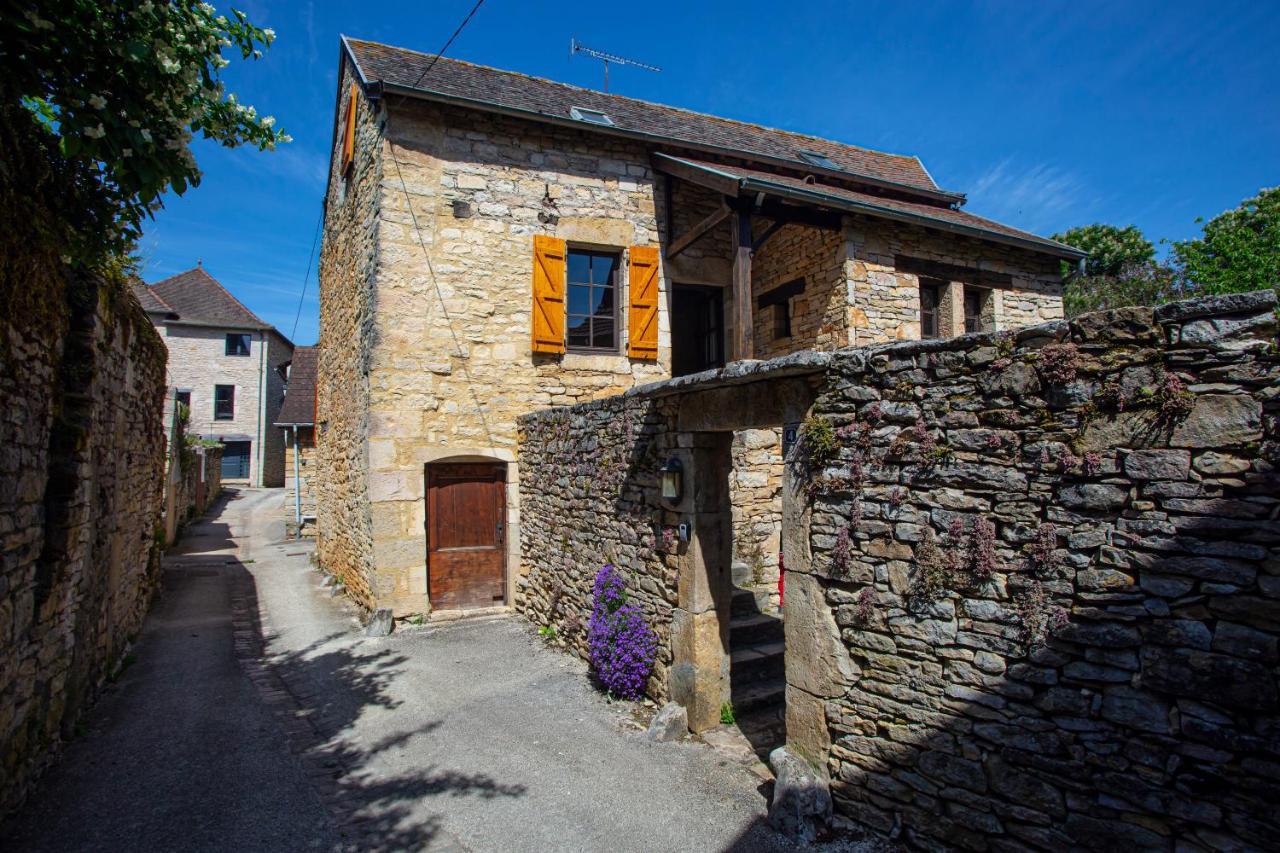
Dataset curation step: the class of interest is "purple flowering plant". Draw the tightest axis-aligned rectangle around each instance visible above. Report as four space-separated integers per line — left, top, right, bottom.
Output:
587 565 658 699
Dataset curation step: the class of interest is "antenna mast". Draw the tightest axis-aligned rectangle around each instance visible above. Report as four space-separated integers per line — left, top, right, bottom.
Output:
570 37 661 92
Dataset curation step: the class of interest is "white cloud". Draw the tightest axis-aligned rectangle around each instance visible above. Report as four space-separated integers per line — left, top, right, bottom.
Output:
964 158 1100 235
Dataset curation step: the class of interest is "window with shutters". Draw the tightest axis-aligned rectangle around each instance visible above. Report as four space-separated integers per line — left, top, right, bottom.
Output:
566 249 620 352
340 83 357 178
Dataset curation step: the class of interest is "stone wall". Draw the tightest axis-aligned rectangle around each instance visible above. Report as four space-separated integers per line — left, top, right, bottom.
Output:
315 60 381 611
846 213 1063 344
730 428 784 590
515 289 1280 850
516 396 681 696
804 291 1279 850
283 427 317 535
0 271 168 815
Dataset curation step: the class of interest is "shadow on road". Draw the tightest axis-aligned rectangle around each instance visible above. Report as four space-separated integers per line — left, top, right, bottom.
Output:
224 546 526 849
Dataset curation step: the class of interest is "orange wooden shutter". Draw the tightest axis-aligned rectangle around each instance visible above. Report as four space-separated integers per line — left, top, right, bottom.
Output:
627 246 660 360
340 83 357 175
531 235 567 354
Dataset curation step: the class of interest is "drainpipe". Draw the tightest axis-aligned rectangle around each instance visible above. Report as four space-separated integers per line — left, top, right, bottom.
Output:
292 424 302 532
255 330 266 487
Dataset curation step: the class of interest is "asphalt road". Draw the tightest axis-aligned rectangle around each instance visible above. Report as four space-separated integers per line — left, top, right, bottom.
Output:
2 488 861 852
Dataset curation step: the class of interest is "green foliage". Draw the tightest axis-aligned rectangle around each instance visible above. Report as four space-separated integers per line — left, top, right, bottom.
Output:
1061 261 1187 318
1053 224 1155 278
538 624 557 641
719 701 736 725
1173 187 1280 296
800 416 839 470
7 1 289 263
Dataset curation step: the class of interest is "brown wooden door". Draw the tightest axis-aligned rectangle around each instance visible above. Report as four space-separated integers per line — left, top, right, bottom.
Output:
426 463 506 609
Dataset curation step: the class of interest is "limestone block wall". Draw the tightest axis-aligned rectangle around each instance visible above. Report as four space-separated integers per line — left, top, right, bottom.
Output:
730 428 784 589
315 61 382 611
362 99 675 612
804 291 1279 850
753 223 849 357
157 326 290 486
0 272 167 815
846 213 1063 344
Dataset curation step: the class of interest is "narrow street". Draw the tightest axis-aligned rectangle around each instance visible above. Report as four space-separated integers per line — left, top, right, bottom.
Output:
3 489 818 852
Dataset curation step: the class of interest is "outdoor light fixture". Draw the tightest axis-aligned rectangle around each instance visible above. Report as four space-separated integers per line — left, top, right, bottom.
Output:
660 457 684 502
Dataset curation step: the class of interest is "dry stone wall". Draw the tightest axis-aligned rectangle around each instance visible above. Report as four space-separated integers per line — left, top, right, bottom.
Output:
805 290 1280 850
516 289 1280 850
731 428 784 591
0 272 167 815
516 397 681 696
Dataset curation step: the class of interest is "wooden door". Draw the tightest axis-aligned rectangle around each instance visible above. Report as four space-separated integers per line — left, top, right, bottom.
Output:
426 463 507 609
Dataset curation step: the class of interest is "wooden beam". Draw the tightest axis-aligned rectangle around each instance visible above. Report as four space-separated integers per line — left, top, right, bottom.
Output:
755 199 843 231
752 219 787 253
650 153 742 196
732 205 754 361
895 255 1014 289
667 199 732 259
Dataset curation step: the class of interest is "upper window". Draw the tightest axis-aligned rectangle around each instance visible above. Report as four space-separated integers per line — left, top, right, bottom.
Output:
214 384 235 420
920 283 940 339
566 249 620 352
569 106 614 127
225 333 251 356
797 150 840 171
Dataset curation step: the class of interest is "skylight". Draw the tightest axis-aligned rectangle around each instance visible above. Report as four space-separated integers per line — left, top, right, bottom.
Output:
797 150 840 171
570 106 615 127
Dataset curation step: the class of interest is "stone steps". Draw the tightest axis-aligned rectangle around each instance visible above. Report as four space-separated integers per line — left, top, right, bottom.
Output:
730 585 776 618
730 640 786 683
728 611 785 646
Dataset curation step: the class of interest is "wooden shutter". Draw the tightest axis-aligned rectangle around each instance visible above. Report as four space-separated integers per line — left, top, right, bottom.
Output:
340 83 357 175
627 246 660 360
531 235 567 354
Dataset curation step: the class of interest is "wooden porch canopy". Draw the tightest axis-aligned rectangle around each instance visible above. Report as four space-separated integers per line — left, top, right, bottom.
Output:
651 152 1085 361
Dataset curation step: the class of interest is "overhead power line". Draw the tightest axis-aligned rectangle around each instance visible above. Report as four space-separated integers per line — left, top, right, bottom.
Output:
410 0 487 89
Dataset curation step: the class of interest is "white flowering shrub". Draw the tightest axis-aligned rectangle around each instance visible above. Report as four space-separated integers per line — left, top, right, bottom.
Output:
7 1 290 261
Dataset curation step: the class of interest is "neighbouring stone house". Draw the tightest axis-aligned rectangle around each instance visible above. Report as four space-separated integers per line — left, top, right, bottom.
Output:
275 345 318 535
315 35 1085 620
135 266 293 487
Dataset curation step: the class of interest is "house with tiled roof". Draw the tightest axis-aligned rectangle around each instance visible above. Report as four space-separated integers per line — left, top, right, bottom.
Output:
315 35 1085 618
135 265 293 487
275 346 318 534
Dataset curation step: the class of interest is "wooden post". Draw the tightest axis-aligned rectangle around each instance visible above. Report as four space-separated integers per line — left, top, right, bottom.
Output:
732 206 753 361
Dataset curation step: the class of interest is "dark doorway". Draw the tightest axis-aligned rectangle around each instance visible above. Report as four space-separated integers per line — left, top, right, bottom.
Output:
220 441 251 480
671 284 725 377
426 463 507 609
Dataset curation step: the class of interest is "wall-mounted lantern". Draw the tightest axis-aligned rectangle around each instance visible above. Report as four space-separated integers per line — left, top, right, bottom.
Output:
659 457 684 503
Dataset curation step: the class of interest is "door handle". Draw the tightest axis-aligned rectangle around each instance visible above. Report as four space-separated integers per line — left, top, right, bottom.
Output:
496 521 504 541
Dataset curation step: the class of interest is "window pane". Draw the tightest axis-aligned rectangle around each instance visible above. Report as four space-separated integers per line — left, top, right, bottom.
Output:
567 252 591 285
592 284 614 318
567 315 591 349
568 283 591 315
592 253 619 285
592 318 615 349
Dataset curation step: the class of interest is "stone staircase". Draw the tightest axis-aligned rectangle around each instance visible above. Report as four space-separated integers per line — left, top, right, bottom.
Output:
728 565 786 759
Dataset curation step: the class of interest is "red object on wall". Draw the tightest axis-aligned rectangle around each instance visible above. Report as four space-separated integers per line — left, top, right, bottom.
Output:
778 550 785 607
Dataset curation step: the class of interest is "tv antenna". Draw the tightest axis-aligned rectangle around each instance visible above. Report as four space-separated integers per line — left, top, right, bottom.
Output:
570 38 660 92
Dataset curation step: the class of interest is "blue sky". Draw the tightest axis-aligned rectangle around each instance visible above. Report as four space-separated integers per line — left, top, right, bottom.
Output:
140 0 1280 346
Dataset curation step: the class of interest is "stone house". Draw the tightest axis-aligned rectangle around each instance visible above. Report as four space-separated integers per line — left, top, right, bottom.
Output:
135 266 293 487
315 35 1084 618
275 345 318 534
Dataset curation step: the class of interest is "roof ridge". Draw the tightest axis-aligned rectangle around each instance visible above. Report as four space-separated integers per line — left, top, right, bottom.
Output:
137 282 175 312
345 37 925 169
